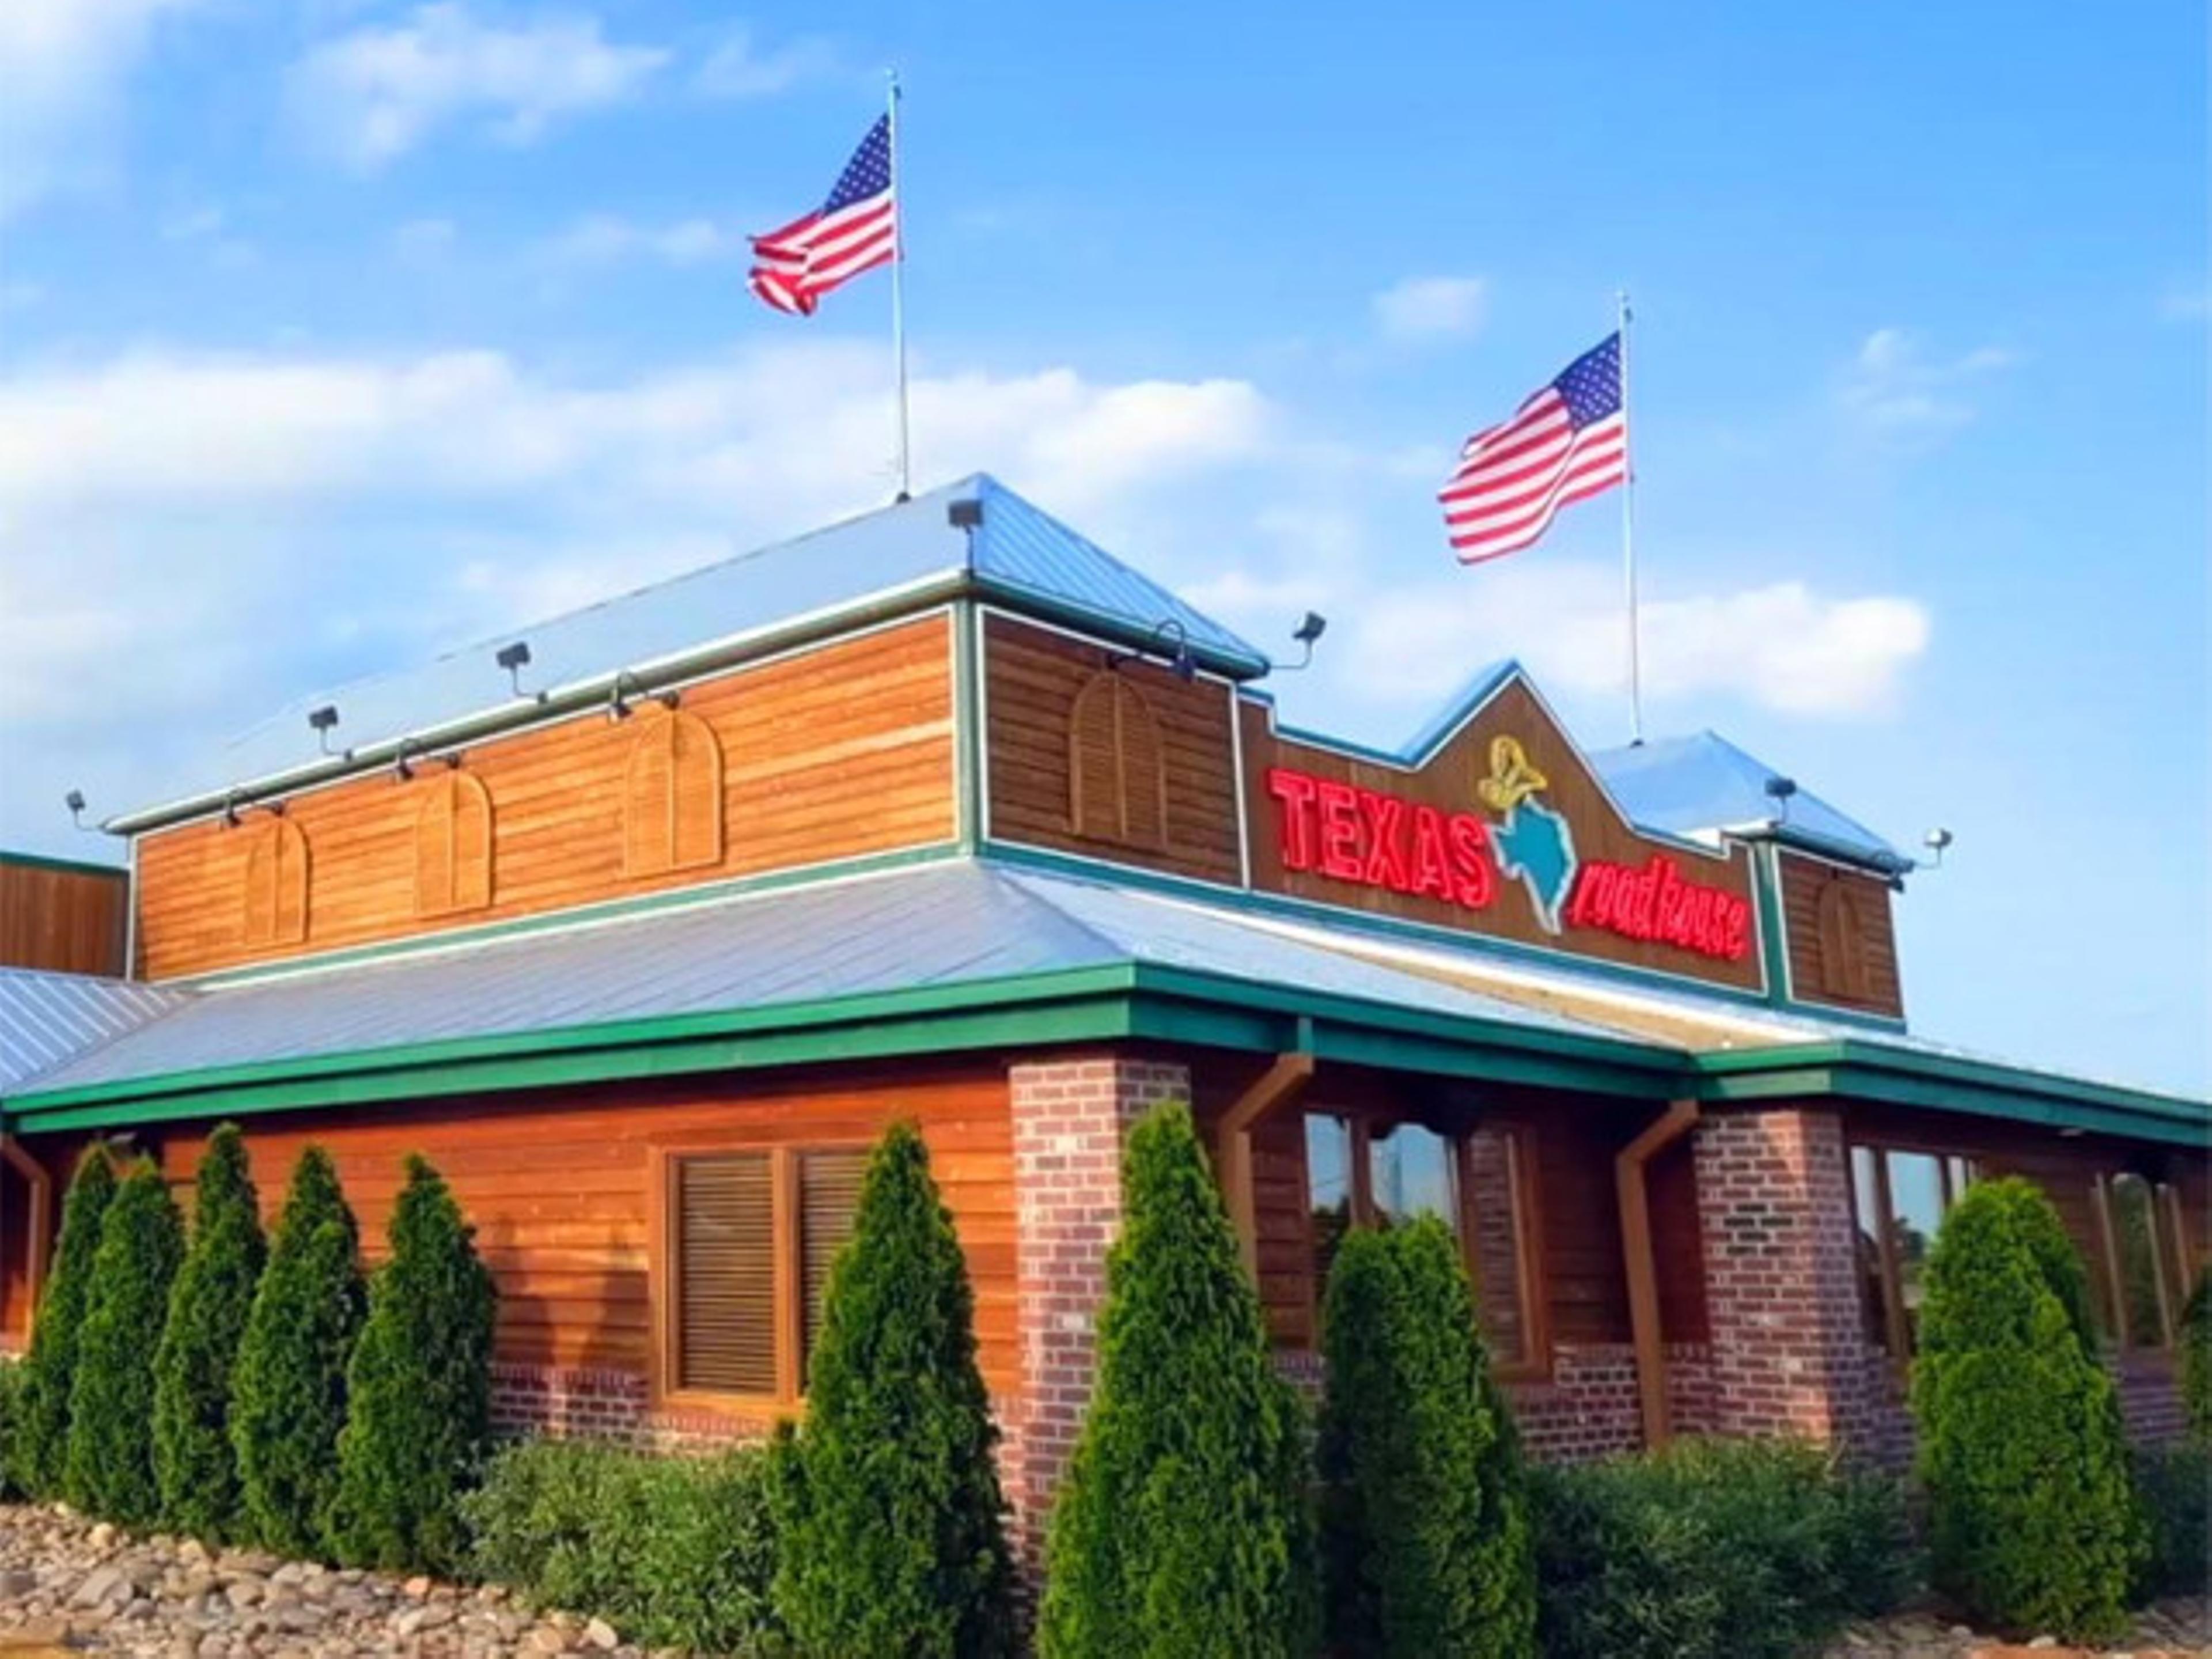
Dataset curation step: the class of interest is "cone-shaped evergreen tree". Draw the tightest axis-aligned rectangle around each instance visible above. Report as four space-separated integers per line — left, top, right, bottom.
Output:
1911 1177 2143 1642
329 1155 497 1575
768 1121 1015 1657
65 1161 186 1525
1318 1218 1535 1657
12 1146 115 1498
1039 1101 1318 1659
230 1147 365 1559
2182 1265 2212 1448
153 1124 267 1540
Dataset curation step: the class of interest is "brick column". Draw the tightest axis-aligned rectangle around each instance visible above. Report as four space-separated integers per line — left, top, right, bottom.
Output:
1694 1107 1881 1448
1004 1055 1188 1572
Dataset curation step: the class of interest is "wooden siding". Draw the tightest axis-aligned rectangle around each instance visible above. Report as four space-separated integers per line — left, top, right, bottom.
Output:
0 859 128 978
134 615 956 980
983 614 1243 886
1242 684 1766 991
0 1060 1019 1401
1778 851 1904 1017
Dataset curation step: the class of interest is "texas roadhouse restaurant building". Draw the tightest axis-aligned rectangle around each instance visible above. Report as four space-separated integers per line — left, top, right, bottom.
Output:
0 475 2202 1555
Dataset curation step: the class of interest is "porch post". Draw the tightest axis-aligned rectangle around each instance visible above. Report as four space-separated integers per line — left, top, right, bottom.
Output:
1615 1100 1699 1448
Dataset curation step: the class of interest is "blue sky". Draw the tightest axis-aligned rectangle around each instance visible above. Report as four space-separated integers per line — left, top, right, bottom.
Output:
0 0 2203 1093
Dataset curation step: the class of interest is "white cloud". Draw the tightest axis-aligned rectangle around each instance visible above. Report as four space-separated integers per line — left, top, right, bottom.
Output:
1344 562 1929 718
535 214 742 268
287 3 669 168
1838 327 2016 438
1372 275 1489 343
694 26 838 98
0 0 208 220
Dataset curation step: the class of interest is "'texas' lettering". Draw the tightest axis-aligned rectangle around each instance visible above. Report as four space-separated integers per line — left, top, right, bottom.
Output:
1264 768 1496 910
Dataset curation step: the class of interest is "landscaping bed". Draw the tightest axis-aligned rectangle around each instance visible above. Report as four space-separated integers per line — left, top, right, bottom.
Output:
0 1503 650 1657
1817 1597 2211 1658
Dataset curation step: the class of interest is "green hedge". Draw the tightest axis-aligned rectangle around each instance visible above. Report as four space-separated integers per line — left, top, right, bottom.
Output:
2180 1265 2212 1449
464 1438 786 1655
1530 1437 1913 1659
65 1161 185 1528
2131 1444 2211 1603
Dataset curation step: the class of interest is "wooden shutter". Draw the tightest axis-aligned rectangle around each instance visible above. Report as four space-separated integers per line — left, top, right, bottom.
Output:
414 771 494 917
1815 880 1871 1002
1067 671 1168 850
624 711 725 877
241 819 309 946
798 1150 866 1382
673 1154 777 1396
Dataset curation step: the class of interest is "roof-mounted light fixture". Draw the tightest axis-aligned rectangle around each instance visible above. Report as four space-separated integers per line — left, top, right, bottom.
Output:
1762 774 1798 826
496 640 542 703
308 704 340 755
221 789 245 828
392 738 419 782
1275 611 1328 673
1108 618 1198 684
64 789 88 831
608 670 681 722
946 497 983 532
1922 826 1955 869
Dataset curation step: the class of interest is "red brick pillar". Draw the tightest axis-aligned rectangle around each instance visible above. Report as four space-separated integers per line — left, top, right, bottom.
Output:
1693 1107 1880 1448
1003 1055 1188 1573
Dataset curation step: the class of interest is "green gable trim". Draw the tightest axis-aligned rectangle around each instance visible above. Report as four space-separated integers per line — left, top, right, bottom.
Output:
0 850 127 881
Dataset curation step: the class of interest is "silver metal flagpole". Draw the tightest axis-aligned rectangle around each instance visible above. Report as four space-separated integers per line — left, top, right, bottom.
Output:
887 69 912 501
1618 288 1643 744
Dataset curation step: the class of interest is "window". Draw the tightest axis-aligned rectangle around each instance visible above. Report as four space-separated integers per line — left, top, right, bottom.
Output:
241 817 309 946
1850 1143 1974 1357
2096 1172 2191 1352
656 1145 866 1406
624 710 724 878
1302 1110 1545 1374
414 770 494 918
1068 671 1168 850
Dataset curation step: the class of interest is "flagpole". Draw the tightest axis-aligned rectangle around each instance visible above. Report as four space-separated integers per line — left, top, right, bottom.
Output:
1618 288 1643 744
887 69 912 502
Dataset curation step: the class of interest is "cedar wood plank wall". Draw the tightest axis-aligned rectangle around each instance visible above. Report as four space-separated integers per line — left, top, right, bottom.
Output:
0 862 129 978
1777 850 1905 1018
981 613 1243 886
133 614 956 982
0 1059 1020 1403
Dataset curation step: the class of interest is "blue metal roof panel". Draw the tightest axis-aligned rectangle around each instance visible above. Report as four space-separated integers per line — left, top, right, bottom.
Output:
1589 731 1906 869
0 969 191 1096
14 861 1638 1099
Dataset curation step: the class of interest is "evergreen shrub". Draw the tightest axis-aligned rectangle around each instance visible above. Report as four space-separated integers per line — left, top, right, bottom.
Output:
1318 1217 1535 1657
464 1438 786 1654
1529 1437 1912 1659
1911 1176 2143 1642
1039 1101 1317 1659
153 1124 266 1540
0 1359 25 1499
2180 1264 2212 1449
65 1161 185 1527
230 1147 365 1558
330 1155 497 1575
2130 1443 2211 1602
11 1146 115 1498
768 1120 1014 1657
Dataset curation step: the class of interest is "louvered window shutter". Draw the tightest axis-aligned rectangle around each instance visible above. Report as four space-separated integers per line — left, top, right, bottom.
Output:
1068 672 1168 849
669 714 725 870
451 773 494 910
414 779 456 915
243 820 309 945
1816 881 1870 1001
1116 682 1167 848
798 1150 866 1382
674 1154 778 1396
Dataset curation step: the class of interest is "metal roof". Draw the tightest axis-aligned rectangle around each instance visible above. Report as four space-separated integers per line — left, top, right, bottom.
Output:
0 969 189 1095
1588 730 1908 872
6 861 1630 1100
115 475 1267 830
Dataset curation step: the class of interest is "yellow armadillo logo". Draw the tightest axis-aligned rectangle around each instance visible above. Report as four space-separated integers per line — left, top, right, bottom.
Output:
1476 734 1548 813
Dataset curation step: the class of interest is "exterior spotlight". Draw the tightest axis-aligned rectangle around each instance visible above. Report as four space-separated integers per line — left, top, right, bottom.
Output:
1923 827 1955 869
308 705 340 754
1762 774 1798 825
222 790 244 828
65 789 87 830
609 671 679 722
392 739 419 782
496 641 541 702
947 498 984 531
1110 619 1197 683
1278 611 1328 673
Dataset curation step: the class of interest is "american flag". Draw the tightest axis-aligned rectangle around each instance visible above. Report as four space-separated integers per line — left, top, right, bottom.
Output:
748 116 897 316
1440 333 1628 563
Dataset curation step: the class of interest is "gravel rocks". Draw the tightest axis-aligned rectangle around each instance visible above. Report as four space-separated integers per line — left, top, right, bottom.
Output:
1821 1597 2212 1658
0 1503 676 1657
